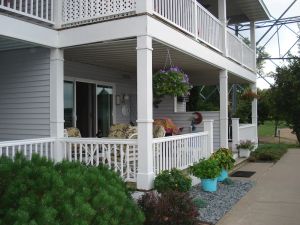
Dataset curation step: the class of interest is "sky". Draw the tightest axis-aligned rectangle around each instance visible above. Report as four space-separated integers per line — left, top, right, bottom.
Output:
251 0 300 89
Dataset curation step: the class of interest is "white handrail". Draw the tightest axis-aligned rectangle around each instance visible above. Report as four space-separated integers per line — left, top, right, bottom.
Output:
239 124 256 129
153 132 208 143
0 138 56 160
153 0 223 52
153 132 209 174
0 0 54 24
227 30 256 70
62 137 138 182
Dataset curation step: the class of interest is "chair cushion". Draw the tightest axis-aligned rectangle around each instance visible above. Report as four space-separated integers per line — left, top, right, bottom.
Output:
66 127 81 138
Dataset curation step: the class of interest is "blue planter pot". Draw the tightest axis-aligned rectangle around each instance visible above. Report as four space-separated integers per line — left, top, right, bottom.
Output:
217 168 228 182
201 178 218 192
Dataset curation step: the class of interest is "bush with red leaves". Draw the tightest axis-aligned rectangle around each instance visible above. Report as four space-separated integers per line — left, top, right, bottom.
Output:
138 191 199 225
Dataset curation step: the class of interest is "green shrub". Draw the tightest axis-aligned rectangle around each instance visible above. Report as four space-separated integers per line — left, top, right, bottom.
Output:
138 191 199 225
0 154 144 225
190 158 221 179
154 169 192 193
249 144 288 162
210 148 235 171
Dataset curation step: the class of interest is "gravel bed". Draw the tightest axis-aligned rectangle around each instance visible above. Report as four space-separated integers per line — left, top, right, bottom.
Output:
190 179 254 225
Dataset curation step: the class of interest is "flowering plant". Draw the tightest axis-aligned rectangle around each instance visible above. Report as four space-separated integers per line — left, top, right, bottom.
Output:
241 89 259 101
236 140 256 151
153 67 192 107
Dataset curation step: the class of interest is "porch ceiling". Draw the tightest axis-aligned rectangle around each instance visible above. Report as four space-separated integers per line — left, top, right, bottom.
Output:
0 36 38 52
64 38 249 85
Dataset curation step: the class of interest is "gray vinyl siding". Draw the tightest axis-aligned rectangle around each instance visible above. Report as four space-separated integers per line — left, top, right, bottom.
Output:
0 48 51 141
64 61 137 124
154 96 221 150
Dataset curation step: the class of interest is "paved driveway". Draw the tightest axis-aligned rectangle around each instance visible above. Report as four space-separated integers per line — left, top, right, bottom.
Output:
217 149 300 225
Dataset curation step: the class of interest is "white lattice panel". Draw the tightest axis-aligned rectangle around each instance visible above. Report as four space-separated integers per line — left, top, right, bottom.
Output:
63 0 136 26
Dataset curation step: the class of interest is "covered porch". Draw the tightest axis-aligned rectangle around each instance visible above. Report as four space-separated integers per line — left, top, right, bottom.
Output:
0 36 257 190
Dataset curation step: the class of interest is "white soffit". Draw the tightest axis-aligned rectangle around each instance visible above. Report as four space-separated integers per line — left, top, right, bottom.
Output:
64 38 250 85
229 0 270 23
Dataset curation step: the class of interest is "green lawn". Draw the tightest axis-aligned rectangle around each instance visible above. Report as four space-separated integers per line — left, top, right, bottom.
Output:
258 121 287 137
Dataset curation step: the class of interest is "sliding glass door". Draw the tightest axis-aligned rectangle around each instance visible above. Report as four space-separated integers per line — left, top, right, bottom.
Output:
97 85 113 137
64 80 114 137
64 81 74 128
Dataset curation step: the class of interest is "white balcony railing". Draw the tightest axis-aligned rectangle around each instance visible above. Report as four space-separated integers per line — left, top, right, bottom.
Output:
0 131 212 183
152 132 210 175
62 0 136 26
0 0 54 24
62 138 138 182
227 31 256 70
0 138 56 160
153 0 223 52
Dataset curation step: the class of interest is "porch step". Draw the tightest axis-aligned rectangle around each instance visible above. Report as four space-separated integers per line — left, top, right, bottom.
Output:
231 157 249 173
233 152 239 160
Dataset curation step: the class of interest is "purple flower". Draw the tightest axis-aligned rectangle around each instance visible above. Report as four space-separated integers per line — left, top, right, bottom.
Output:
169 66 182 72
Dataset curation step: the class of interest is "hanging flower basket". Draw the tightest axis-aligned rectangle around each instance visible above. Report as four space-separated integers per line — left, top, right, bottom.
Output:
153 67 192 107
241 90 259 102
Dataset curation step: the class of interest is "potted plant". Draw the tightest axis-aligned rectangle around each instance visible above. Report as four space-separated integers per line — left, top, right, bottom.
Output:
190 158 221 192
210 148 235 182
236 140 256 158
153 67 192 107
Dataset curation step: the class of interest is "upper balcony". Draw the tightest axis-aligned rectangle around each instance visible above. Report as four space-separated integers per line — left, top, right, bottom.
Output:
0 0 269 72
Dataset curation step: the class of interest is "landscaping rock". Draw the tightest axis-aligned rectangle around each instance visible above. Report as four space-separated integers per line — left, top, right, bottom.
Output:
190 180 254 225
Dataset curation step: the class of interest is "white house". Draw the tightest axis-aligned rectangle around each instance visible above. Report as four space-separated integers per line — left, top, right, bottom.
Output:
0 0 269 190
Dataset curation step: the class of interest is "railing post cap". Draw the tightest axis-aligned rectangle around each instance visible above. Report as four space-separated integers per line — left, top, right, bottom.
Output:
232 118 240 121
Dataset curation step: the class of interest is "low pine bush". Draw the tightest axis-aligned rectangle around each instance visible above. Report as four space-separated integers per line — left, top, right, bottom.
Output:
154 169 192 193
249 144 289 162
138 191 199 225
0 154 144 225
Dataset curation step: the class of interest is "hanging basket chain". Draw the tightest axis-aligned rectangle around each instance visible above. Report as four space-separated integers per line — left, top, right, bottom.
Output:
163 49 174 70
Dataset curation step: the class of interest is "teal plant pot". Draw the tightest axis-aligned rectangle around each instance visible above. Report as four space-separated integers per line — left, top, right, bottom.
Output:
201 178 218 192
217 168 228 182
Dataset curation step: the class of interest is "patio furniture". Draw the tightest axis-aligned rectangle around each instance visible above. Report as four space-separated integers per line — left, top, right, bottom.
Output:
66 127 82 138
154 118 183 136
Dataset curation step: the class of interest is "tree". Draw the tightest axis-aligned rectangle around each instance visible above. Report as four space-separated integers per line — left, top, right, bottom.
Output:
272 57 300 143
257 89 272 124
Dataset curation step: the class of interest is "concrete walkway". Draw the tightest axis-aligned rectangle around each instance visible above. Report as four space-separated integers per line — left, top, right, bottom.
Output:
217 149 300 225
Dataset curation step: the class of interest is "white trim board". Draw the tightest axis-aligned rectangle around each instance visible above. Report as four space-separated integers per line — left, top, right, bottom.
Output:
0 15 58 48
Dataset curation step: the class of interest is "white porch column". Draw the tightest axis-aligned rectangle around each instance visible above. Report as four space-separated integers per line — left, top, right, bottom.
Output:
136 35 154 190
53 0 63 29
50 48 64 162
251 83 258 143
218 0 228 56
232 118 240 151
250 21 258 143
219 70 229 148
136 0 153 14
203 120 214 156
250 21 257 69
